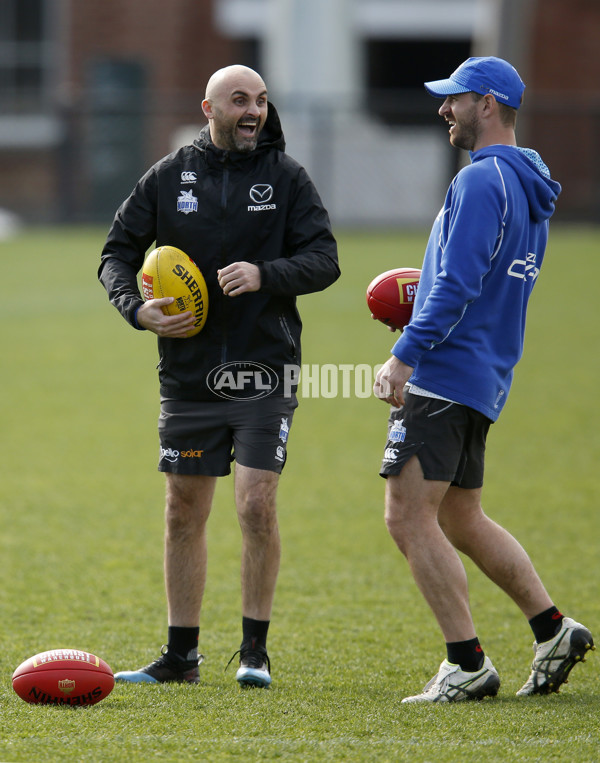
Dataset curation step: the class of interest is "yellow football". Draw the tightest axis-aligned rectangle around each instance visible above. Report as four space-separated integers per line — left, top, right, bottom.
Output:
141 246 209 337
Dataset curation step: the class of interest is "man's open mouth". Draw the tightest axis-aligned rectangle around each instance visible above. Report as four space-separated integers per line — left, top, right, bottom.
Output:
238 120 258 136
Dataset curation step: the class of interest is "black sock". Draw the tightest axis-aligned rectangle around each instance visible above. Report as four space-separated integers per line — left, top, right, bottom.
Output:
167 626 199 660
446 637 484 672
241 616 270 650
529 606 563 643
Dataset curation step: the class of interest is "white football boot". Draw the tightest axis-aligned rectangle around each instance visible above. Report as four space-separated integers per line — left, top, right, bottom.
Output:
402 656 500 703
517 617 594 696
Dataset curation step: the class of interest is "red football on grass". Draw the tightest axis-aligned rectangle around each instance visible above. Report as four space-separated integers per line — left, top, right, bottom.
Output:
12 649 114 706
366 267 421 330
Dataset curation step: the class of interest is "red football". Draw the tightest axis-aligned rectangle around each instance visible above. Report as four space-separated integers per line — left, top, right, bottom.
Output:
366 267 421 330
12 648 114 706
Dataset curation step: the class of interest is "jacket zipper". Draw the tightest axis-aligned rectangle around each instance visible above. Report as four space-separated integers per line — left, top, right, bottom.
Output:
220 165 230 364
279 314 297 358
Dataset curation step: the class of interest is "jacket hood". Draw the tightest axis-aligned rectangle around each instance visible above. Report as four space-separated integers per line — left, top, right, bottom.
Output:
471 145 561 223
194 101 285 157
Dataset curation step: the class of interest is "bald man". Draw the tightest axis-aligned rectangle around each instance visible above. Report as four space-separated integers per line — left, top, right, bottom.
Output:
203 65 267 153
99 65 340 688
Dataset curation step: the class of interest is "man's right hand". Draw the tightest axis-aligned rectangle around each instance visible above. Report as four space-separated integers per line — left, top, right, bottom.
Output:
373 355 413 408
136 298 196 338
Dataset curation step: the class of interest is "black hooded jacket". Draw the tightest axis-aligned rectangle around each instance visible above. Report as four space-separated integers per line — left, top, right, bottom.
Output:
98 103 340 401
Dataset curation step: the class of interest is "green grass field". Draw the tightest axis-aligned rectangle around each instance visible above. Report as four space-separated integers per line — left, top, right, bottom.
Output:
0 225 598 762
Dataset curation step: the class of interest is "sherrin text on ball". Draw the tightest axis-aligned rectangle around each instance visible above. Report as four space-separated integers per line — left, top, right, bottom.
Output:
12 648 115 706
142 246 209 337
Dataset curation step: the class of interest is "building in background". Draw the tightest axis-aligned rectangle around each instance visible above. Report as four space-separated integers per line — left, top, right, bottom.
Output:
0 0 598 226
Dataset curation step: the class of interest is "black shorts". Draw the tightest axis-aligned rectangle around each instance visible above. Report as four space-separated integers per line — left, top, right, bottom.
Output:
158 395 298 476
379 392 492 489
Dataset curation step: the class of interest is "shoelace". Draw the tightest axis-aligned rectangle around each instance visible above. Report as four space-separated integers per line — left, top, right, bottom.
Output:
225 647 270 672
156 645 203 668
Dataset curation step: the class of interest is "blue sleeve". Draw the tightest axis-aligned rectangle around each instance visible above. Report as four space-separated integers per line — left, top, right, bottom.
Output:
392 162 506 367
133 305 147 331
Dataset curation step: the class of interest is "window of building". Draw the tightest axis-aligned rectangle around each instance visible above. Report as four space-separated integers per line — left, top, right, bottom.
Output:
366 39 471 126
0 0 52 113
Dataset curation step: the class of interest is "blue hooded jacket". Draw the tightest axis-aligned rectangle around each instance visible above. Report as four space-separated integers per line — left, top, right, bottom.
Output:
392 144 561 421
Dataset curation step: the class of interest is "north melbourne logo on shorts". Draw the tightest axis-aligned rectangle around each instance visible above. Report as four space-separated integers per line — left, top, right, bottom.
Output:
389 419 407 443
279 418 289 443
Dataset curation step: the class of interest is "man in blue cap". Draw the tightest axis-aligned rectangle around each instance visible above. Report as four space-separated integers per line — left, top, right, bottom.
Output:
374 57 594 702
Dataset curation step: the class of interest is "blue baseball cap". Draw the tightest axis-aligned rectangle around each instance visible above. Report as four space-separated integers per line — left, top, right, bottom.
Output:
424 56 525 109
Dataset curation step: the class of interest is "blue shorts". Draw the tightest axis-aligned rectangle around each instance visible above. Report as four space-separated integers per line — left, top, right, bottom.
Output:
158 395 298 476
